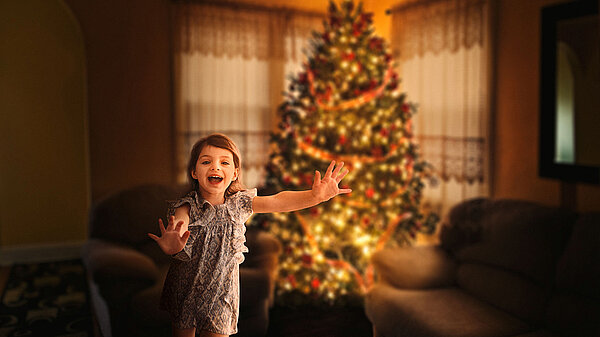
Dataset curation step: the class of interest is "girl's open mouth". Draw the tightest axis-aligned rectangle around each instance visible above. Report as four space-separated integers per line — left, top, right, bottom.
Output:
208 176 224 184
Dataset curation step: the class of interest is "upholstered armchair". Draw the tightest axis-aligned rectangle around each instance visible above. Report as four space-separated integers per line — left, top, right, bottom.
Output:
82 184 281 337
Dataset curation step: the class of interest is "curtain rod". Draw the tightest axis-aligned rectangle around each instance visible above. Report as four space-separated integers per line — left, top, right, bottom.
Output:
386 0 486 15
171 0 327 18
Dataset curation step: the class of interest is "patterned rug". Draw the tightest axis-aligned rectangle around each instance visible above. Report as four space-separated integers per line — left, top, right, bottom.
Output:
0 259 93 337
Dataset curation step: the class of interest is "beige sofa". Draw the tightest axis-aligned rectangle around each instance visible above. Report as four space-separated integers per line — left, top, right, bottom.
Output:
82 184 281 337
366 198 600 337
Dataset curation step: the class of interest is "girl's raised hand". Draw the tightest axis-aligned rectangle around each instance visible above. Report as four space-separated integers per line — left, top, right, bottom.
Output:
312 160 352 203
148 216 190 255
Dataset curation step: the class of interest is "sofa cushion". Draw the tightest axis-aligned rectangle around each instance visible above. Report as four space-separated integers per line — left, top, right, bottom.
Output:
448 199 575 286
371 246 456 289
457 263 547 324
365 285 531 337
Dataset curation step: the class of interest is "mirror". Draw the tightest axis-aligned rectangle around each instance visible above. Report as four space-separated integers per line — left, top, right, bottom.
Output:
539 0 599 184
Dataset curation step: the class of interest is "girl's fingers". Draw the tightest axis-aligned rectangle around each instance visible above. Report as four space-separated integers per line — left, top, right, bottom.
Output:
148 233 159 241
339 188 353 194
175 220 184 232
332 161 344 178
314 170 321 186
158 219 166 234
324 160 335 179
166 215 175 230
336 168 349 183
180 230 190 242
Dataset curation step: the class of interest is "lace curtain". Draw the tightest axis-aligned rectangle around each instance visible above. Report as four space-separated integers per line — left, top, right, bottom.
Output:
390 0 491 216
171 2 323 188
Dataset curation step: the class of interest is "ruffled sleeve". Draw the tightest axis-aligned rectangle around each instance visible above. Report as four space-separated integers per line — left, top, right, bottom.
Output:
227 189 257 264
227 188 257 223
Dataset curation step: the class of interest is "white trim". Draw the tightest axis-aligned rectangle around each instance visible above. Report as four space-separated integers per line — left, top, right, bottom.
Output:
0 241 85 266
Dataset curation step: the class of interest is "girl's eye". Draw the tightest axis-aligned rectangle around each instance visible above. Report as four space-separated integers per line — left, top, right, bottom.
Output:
222 161 230 165
201 160 210 165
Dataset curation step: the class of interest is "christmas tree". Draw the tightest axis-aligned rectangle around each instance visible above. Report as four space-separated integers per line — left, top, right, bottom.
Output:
251 0 438 305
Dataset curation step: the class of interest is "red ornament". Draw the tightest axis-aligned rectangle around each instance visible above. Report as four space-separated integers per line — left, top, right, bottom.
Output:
310 207 320 217
298 72 307 84
338 134 347 145
311 277 321 289
365 187 375 198
352 23 362 37
402 103 411 113
303 174 314 186
288 274 297 288
369 37 383 51
371 146 383 158
380 128 389 137
301 253 313 267
304 135 313 144
342 52 355 61
283 175 292 184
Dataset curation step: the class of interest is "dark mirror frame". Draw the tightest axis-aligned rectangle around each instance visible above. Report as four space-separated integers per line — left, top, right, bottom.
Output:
539 0 600 184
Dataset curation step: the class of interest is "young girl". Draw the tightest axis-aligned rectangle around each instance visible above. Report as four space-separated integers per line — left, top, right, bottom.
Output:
148 133 351 337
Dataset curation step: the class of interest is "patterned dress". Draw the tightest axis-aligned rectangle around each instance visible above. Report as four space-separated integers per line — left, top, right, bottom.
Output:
159 188 256 335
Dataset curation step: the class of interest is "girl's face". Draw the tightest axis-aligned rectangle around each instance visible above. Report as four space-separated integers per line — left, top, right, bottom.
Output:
191 145 239 203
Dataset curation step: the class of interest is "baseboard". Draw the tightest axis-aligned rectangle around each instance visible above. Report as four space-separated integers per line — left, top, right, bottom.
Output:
0 241 85 266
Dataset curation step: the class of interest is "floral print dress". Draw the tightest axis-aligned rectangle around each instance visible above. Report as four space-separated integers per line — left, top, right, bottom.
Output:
159 188 256 335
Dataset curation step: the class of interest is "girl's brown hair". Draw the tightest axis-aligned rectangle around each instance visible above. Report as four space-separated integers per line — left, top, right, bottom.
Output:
187 133 244 198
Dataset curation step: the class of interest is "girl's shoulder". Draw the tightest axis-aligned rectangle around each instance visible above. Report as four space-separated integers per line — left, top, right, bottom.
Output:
229 188 257 201
167 190 205 218
225 188 257 223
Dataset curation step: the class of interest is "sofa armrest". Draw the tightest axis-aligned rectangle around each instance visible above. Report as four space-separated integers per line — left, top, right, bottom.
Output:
372 246 456 289
82 239 160 284
246 228 282 257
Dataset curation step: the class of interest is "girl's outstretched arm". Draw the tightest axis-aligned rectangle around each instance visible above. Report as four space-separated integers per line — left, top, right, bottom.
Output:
253 160 351 214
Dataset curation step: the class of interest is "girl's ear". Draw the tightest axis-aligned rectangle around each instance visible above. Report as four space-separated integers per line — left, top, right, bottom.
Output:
233 167 239 181
191 170 198 180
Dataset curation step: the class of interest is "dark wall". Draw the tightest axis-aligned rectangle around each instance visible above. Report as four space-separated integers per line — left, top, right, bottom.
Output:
65 0 175 202
493 0 600 212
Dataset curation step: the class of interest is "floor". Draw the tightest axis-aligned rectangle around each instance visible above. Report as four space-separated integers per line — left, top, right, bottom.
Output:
0 264 373 337
266 304 373 337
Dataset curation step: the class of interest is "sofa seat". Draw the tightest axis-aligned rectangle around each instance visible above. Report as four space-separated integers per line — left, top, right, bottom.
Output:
367 285 531 337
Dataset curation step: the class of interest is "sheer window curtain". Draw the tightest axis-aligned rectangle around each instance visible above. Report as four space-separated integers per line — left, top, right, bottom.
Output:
390 0 492 217
171 2 323 188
